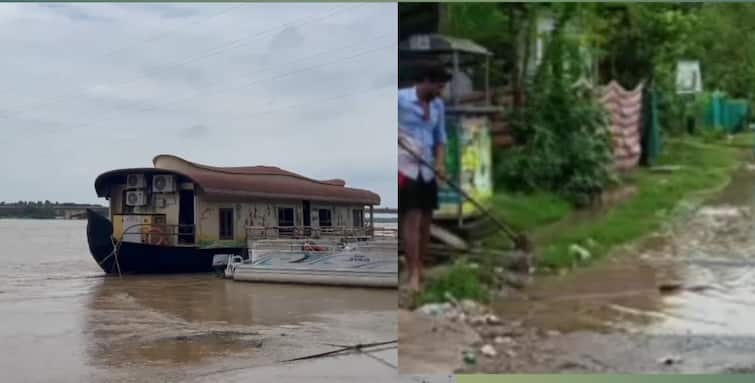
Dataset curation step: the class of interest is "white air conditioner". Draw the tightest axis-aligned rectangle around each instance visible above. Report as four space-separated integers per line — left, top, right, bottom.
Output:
125 190 147 206
152 174 176 193
126 174 146 189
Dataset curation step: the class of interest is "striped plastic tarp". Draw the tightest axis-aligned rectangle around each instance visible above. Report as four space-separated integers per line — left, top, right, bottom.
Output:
599 81 644 170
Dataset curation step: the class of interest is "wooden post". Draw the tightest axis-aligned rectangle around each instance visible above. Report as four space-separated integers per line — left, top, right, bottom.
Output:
485 56 491 106
456 122 464 228
369 205 374 238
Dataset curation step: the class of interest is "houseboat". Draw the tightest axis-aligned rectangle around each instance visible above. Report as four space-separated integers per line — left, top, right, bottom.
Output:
86 154 382 274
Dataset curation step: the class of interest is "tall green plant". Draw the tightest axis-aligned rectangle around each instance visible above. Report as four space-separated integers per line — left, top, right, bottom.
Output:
497 8 615 206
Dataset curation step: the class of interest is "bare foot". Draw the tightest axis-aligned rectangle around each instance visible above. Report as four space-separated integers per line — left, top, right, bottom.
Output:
399 286 419 309
408 274 421 293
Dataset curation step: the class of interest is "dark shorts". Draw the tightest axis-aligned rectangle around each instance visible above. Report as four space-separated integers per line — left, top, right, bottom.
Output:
399 176 438 213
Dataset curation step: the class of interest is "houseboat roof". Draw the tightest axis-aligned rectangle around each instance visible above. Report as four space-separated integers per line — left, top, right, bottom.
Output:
94 154 380 205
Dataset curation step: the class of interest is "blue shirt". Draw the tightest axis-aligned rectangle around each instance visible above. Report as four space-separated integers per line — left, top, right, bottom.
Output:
398 87 447 181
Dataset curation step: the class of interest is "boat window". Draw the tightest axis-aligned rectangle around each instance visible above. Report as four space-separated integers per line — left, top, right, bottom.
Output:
219 208 233 240
352 209 364 227
318 208 332 227
278 207 295 227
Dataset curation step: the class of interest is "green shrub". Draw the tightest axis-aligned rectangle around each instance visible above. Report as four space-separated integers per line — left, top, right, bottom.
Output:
416 261 487 305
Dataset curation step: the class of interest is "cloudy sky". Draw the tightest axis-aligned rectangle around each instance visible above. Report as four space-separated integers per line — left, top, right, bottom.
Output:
0 3 397 206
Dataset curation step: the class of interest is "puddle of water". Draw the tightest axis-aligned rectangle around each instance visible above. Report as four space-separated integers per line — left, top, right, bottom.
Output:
494 168 755 337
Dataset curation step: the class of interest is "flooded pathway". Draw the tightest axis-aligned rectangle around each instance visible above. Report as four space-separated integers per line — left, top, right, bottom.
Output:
470 168 755 372
402 167 755 373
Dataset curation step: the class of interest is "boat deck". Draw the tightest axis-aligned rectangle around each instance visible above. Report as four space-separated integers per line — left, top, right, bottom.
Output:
226 238 398 288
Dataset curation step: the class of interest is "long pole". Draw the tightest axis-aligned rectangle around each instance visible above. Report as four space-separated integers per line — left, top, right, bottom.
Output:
398 139 532 251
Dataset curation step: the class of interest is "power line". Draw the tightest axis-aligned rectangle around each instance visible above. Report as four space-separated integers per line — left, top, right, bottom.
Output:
71 83 393 141
0 5 240 100
0 3 367 118
184 70 395 126
199 78 395 129
9 29 393 126
0 3 245 98
109 36 396 119
99 4 246 58
9 42 396 134
81 42 396 130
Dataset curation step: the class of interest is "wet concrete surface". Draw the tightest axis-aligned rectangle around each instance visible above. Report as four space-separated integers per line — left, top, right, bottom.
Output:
0 219 432 382
399 310 481 374
402 167 755 373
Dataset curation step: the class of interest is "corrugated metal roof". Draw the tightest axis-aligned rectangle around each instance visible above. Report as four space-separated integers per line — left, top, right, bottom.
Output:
399 34 492 56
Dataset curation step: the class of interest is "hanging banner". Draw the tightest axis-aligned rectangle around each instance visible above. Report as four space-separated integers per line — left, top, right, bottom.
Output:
436 116 493 219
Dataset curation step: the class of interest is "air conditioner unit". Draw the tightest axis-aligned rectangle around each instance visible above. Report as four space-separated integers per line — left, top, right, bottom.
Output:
152 174 176 193
125 190 147 206
126 174 146 189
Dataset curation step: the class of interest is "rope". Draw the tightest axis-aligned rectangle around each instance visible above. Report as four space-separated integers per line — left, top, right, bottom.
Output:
280 340 397 363
110 237 123 278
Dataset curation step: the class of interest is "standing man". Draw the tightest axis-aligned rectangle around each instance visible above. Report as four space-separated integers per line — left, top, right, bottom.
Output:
398 62 451 292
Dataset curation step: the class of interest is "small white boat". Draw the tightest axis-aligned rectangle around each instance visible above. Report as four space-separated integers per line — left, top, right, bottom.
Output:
223 238 397 288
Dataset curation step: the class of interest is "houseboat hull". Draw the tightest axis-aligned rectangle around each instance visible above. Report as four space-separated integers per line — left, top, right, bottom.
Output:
86 209 243 274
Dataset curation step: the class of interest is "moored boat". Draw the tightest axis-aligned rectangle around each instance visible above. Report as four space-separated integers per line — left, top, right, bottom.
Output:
87 154 383 274
224 238 398 288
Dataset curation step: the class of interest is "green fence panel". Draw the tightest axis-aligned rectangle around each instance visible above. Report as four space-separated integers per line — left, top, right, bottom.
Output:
702 92 750 133
641 88 662 166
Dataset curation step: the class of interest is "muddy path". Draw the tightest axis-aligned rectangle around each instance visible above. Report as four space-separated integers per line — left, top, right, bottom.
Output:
402 167 755 373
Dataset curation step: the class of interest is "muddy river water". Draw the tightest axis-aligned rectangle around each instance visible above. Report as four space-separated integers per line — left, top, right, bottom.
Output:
0 219 442 382
480 169 755 372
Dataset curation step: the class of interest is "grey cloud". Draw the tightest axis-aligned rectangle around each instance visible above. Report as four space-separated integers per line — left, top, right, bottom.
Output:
0 3 397 206
140 63 210 91
268 26 306 54
179 124 209 139
152 5 201 19
39 4 113 23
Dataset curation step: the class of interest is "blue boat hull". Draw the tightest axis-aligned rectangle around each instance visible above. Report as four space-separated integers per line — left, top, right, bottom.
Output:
86 209 243 274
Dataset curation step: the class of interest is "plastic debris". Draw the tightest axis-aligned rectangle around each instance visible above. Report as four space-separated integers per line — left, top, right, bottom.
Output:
480 344 497 358
416 303 453 317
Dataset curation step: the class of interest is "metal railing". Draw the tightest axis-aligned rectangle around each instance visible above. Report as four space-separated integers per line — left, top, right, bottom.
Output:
247 237 398 264
245 225 397 240
120 223 196 246
117 223 396 246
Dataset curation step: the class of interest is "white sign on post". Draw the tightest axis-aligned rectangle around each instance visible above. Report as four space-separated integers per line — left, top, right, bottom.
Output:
676 60 702 94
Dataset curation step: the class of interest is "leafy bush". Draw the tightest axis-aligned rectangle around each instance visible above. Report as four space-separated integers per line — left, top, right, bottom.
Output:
417 261 488 305
496 22 615 206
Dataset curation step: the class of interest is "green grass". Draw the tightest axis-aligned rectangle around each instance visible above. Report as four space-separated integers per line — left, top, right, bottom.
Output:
480 192 573 250
488 192 573 231
417 132 752 305
534 134 747 269
418 193 571 304
416 261 487 305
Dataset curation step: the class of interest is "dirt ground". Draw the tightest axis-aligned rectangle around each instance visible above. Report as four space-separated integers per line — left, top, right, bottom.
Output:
399 169 755 373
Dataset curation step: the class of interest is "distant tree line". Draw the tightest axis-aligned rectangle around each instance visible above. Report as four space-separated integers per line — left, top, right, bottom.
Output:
0 201 107 219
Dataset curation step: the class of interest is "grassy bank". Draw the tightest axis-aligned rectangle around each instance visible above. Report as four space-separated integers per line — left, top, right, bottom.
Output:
534 135 745 269
417 133 751 305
